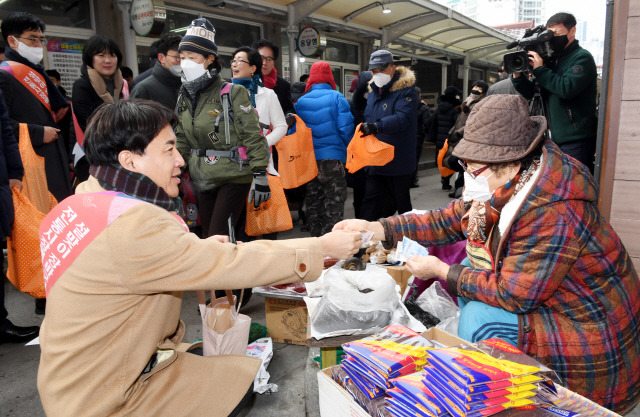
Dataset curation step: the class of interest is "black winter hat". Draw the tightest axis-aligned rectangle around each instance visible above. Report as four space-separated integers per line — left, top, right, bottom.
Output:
472 80 489 93
444 85 462 98
178 18 218 57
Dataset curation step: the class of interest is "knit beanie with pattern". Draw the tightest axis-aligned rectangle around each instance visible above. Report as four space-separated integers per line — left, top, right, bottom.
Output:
178 18 218 57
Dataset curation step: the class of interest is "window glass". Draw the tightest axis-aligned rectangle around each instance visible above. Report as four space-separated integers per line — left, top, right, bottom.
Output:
0 0 92 29
205 16 261 49
161 9 198 36
323 39 358 65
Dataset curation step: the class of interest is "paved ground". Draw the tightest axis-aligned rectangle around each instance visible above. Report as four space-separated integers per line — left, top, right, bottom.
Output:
2 147 638 416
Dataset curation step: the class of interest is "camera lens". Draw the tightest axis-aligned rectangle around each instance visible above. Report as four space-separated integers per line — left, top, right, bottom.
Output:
512 55 525 70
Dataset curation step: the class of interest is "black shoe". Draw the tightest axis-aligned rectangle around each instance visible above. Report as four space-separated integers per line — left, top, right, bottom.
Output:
0 322 40 344
410 180 419 188
448 191 457 198
441 184 452 191
35 298 46 315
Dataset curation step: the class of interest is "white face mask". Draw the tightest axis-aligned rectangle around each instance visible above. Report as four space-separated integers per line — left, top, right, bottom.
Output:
169 64 182 77
180 59 207 82
14 38 44 65
462 170 495 202
372 72 391 88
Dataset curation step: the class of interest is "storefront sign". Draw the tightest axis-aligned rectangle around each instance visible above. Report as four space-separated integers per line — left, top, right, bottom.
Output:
46 41 84 95
297 26 326 58
130 0 166 37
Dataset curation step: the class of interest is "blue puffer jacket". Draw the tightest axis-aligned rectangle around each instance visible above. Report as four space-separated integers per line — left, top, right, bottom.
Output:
294 84 354 162
364 66 418 176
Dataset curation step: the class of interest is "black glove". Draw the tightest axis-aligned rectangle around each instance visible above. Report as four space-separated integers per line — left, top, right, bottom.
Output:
248 171 271 208
285 113 296 128
360 122 378 136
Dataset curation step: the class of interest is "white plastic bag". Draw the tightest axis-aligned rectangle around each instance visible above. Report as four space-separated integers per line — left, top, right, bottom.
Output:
246 337 278 394
415 281 460 335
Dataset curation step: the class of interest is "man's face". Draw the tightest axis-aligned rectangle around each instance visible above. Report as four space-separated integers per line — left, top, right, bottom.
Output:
159 48 180 71
546 23 576 48
371 63 396 78
8 28 45 52
258 46 275 76
124 125 184 197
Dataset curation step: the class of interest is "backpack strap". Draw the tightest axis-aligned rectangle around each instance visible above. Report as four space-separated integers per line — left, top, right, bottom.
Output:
220 82 233 145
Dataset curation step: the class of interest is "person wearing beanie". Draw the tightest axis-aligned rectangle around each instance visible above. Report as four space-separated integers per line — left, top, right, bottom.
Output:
427 85 462 191
442 80 488 198
175 18 270 239
358 49 419 221
293 61 354 236
335 94 640 414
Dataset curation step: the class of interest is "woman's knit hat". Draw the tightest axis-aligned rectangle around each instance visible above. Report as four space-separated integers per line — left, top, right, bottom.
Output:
304 61 336 93
452 95 547 163
178 18 218 57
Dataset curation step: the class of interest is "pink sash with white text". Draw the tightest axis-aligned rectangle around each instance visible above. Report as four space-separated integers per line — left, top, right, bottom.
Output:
39 192 188 297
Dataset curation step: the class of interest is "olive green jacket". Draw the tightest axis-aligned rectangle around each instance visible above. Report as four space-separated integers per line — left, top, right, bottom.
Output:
175 76 268 190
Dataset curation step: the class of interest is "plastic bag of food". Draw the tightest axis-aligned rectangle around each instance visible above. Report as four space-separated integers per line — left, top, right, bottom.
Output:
416 280 460 335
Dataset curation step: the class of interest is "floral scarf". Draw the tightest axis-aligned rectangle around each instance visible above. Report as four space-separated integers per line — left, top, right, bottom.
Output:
461 158 540 244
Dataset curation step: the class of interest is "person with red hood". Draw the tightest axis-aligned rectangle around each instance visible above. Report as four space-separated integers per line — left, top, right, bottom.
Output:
293 61 354 236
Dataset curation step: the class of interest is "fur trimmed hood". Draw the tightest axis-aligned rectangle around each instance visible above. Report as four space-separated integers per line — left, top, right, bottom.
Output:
368 66 416 93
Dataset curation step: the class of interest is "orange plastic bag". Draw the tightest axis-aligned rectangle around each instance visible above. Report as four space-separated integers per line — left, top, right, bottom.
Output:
245 175 293 236
345 123 394 173
275 115 317 189
437 138 456 177
6 124 58 298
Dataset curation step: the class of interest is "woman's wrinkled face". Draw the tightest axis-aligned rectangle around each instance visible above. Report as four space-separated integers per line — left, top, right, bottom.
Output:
92 50 118 78
231 51 256 80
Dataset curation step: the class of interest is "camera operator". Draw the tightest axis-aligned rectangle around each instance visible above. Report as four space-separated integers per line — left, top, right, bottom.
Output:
512 12 597 172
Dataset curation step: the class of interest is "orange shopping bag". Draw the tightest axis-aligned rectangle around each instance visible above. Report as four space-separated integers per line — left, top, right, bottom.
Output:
6 124 58 299
275 115 317 189
345 123 394 173
437 138 456 177
245 175 293 236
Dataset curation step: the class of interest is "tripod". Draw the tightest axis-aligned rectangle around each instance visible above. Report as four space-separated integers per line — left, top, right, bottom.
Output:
529 82 552 140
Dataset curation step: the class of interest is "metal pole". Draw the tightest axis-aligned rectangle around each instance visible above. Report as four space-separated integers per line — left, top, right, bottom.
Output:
594 0 615 183
441 63 448 94
462 55 470 98
287 5 298 83
116 1 139 77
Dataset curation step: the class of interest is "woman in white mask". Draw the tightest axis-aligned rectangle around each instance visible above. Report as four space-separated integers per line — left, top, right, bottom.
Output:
71 35 127 184
174 19 269 243
333 94 640 414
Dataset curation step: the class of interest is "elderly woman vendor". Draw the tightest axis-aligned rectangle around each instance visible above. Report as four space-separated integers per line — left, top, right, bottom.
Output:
334 95 640 414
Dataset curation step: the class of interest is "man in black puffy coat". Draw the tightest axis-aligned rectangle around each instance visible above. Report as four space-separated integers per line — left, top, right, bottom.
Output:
427 86 461 190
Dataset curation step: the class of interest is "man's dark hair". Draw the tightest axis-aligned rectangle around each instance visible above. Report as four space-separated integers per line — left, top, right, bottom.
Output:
149 39 161 59
84 100 178 166
157 33 182 56
546 12 577 30
1 12 46 41
45 69 61 81
120 66 133 79
232 46 262 78
251 39 279 60
299 73 309 82
82 35 123 68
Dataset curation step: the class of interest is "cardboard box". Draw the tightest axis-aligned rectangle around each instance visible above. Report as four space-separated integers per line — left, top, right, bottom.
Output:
264 296 308 345
380 264 412 294
317 327 621 417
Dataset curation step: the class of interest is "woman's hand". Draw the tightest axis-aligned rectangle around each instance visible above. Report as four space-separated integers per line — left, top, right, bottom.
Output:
210 235 230 244
318 230 362 260
332 219 385 241
405 255 450 280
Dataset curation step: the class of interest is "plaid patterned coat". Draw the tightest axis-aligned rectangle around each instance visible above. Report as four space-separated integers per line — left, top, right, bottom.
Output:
383 141 640 413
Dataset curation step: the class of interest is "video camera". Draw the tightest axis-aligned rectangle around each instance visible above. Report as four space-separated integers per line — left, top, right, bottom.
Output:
503 25 555 74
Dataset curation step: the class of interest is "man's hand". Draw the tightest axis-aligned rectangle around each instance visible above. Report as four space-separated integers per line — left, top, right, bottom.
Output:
43 126 61 143
9 179 22 191
247 171 271 208
318 230 362 260
359 122 378 136
285 113 296 128
405 255 450 280
528 51 544 70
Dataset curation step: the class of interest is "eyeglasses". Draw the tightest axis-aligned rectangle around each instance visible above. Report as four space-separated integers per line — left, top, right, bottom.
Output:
230 58 249 66
458 160 490 179
13 36 47 46
165 54 181 62
260 55 274 62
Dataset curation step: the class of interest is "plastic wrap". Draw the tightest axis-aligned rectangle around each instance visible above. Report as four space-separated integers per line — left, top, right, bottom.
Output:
416 280 460 335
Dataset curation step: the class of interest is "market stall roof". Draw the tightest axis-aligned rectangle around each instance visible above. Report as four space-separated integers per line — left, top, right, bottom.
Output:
203 0 516 66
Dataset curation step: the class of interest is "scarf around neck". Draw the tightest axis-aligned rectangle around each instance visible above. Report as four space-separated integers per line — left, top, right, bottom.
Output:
262 68 277 89
461 158 540 244
232 74 263 107
89 164 183 215
4 47 68 111
85 65 124 104
180 69 218 109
